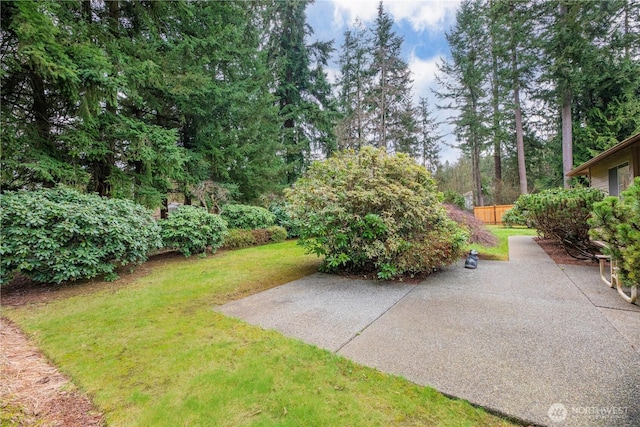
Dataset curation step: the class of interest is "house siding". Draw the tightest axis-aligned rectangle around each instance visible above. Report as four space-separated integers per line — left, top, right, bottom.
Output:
589 149 635 195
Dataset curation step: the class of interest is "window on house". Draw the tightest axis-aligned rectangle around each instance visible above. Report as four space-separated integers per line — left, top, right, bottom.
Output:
608 162 630 196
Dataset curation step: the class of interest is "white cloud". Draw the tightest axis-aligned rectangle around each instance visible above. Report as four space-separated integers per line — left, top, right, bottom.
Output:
330 0 379 26
407 51 461 163
408 51 439 103
330 0 460 33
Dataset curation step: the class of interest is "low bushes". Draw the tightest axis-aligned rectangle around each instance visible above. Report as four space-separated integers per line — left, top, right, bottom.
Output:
286 147 468 280
510 187 605 259
444 204 498 246
590 177 640 285
223 226 287 250
0 187 161 284
159 205 227 257
221 204 275 230
269 202 301 238
501 207 527 228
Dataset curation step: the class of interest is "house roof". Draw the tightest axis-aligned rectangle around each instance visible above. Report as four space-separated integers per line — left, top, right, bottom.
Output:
567 132 640 177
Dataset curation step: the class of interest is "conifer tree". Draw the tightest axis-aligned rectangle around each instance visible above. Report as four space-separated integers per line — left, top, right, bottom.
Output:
416 97 442 174
335 22 371 151
436 0 490 206
368 2 416 153
262 0 337 184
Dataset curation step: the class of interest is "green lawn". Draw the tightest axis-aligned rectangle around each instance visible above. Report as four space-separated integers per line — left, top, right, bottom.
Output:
469 226 538 261
3 240 516 426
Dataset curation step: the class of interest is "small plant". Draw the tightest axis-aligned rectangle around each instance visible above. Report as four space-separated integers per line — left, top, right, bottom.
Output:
444 204 498 246
501 207 527 228
443 190 466 210
590 177 640 285
0 187 162 284
159 205 227 257
223 229 256 250
221 204 276 230
286 147 468 279
266 226 288 243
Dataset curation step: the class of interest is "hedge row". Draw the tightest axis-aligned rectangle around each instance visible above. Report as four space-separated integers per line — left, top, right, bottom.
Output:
223 226 288 250
0 189 286 285
0 188 162 284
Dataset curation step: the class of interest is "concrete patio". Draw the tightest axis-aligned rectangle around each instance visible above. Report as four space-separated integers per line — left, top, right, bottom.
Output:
216 236 640 426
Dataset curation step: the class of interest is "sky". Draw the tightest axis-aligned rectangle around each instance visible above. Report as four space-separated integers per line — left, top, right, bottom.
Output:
305 0 462 163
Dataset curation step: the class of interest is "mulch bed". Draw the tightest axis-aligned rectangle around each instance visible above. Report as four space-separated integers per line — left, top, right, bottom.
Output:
534 237 599 267
1 317 105 426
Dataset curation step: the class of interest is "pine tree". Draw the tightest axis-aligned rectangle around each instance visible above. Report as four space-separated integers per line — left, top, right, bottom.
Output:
436 0 490 206
416 97 442 174
368 2 416 153
263 0 337 183
335 21 371 151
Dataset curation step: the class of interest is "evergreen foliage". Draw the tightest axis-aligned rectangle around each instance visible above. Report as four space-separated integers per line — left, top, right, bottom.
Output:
3 0 638 209
0 187 161 284
286 147 468 280
269 202 302 238
222 226 287 250
436 0 489 206
590 177 640 285
436 0 640 201
501 208 527 228
511 187 605 259
263 0 338 184
159 206 227 257
221 204 276 230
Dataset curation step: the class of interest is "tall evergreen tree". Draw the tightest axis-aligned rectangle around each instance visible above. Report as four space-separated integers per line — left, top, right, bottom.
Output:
416 97 442 174
436 0 490 206
263 0 337 184
335 21 371 151
0 0 187 206
368 1 416 153
1 0 288 206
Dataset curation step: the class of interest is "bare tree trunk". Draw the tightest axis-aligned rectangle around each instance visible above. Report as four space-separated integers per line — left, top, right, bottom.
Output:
491 38 502 204
514 93 528 194
559 3 573 189
473 141 484 207
510 3 528 195
562 89 573 188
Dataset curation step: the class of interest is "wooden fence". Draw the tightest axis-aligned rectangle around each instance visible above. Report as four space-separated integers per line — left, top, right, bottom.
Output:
473 204 514 225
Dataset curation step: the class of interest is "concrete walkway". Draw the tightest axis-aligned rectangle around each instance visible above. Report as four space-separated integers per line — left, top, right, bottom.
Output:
216 236 640 426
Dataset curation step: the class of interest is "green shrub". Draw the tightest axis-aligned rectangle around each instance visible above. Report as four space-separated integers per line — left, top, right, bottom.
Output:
443 190 466 211
286 147 468 280
252 228 270 246
0 187 161 284
269 202 301 237
223 226 288 250
267 225 288 243
513 187 605 259
221 204 276 230
223 229 256 249
444 204 497 246
159 206 227 257
502 207 527 228
589 177 640 285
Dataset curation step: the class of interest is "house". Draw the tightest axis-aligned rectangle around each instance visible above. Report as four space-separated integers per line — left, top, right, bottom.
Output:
567 132 640 196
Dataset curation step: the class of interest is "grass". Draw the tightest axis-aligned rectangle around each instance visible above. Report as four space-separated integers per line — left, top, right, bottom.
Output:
2 240 515 426
469 226 538 261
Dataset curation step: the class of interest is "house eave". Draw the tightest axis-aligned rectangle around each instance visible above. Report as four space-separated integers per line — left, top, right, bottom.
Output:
567 132 640 177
